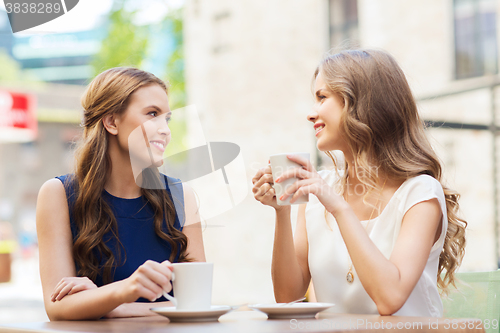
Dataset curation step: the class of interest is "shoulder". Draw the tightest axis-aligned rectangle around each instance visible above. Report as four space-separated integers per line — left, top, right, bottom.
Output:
181 182 195 197
163 174 182 186
52 174 77 194
178 182 197 212
162 174 185 199
37 178 71 227
36 179 73 256
400 174 443 196
396 174 445 213
162 176 196 230
38 175 76 205
39 177 67 199
55 173 70 184
162 174 183 190
51 174 79 206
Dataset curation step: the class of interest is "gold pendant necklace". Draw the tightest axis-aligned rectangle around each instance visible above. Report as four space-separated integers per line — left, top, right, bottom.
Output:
346 270 354 283
345 177 387 284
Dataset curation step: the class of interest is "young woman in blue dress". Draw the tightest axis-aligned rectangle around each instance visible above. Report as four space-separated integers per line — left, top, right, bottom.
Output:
252 49 467 316
36 68 205 320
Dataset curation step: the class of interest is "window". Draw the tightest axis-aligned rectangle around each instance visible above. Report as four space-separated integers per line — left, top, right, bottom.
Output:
454 0 498 79
329 0 359 49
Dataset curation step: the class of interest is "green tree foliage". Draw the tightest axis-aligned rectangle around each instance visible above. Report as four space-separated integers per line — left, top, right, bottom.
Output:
0 51 22 82
0 51 39 84
163 8 188 160
164 8 185 110
91 5 148 74
92 2 188 159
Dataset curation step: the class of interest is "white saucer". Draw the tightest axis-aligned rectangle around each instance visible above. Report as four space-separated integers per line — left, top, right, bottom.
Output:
150 305 233 322
248 302 335 319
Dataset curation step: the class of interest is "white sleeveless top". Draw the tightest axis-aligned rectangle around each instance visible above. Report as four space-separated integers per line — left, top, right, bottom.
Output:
306 170 447 317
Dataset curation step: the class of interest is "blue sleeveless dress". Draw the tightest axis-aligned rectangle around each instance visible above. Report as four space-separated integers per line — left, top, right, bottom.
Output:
56 174 185 303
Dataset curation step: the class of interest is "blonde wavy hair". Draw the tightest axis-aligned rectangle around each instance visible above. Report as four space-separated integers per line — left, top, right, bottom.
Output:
315 49 467 294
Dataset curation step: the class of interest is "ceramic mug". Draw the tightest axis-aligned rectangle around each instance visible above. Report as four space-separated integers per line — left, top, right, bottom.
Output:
163 262 213 310
269 153 310 206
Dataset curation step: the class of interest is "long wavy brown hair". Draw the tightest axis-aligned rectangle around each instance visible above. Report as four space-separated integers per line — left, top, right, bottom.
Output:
315 49 467 294
69 67 190 284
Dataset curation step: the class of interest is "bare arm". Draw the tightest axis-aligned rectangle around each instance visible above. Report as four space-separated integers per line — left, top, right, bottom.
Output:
252 166 310 302
37 179 123 320
279 155 443 315
333 199 442 315
271 204 311 302
181 183 206 262
37 179 173 320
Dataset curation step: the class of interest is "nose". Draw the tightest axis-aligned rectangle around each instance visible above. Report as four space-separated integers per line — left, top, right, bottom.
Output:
157 118 171 137
307 106 318 123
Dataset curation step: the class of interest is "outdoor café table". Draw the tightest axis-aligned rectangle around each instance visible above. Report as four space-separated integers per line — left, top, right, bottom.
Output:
0 310 485 333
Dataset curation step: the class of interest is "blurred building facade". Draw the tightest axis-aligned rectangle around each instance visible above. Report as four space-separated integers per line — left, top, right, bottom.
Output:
0 8 181 321
0 9 176 85
0 8 97 256
0 84 84 256
184 0 500 306
0 7 180 254
12 30 106 85
10 23 176 85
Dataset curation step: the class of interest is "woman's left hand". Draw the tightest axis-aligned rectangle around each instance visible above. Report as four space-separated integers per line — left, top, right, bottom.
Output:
276 154 345 214
50 277 98 302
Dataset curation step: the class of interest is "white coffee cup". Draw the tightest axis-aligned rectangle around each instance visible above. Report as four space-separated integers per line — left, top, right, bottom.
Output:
269 153 310 206
162 262 213 310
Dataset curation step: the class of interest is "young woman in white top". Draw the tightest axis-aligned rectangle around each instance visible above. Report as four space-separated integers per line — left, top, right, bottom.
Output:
252 49 467 316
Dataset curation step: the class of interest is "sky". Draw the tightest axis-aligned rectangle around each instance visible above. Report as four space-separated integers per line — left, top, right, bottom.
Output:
0 0 184 34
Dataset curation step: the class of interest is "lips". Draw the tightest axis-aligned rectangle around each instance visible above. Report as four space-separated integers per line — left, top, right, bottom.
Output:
314 123 325 136
150 140 166 152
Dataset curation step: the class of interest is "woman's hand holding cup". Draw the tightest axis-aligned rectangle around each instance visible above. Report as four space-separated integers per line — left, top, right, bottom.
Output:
253 153 313 210
118 260 174 303
276 154 344 214
252 165 285 211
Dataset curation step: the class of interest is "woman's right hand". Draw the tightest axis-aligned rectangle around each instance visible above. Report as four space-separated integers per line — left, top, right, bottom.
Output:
252 165 286 211
118 260 174 303
51 277 97 302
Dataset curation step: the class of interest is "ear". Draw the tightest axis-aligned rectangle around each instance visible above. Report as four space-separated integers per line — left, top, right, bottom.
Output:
102 114 119 135
341 96 348 108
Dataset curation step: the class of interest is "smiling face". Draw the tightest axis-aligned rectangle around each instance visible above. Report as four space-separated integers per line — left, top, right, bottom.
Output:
114 84 171 169
307 71 349 153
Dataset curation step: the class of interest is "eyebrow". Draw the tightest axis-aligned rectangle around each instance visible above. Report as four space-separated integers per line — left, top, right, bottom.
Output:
315 89 327 97
144 105 171 116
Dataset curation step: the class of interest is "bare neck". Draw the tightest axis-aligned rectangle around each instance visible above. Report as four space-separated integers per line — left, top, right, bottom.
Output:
104 137 142 199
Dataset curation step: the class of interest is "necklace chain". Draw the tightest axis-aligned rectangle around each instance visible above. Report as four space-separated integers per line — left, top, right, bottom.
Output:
344 176 388 284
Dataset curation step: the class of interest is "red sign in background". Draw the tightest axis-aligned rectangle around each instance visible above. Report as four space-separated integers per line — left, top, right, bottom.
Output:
0 90 37 143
